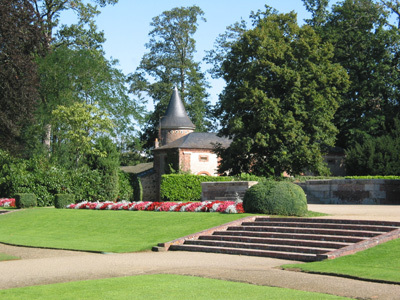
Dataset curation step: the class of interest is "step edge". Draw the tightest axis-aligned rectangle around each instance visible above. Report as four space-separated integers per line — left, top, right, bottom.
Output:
317 228 400 261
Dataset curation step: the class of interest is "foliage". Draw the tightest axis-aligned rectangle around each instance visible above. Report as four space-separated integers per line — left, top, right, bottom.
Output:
283 238 400 283
0 0 45 153
54 194 75 209
118 170 133 201
310 0 400 148
129 5 212 148
161 174 234 202
214 11 349 177
345 121 400 175
30 0 142 157
235 173 268 183
243 181 308 216
15 193 37 208
345 176 400 180
0 150 68 206
86 137 120 200
51 102 115 166
37 45 140 146
66 166 103 202
0 149 133 205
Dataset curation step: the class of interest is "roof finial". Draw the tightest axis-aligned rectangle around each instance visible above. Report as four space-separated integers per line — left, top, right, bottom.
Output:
160 86 195 130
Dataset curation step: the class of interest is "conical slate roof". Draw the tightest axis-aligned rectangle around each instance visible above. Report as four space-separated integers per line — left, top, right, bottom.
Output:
160 87 195 130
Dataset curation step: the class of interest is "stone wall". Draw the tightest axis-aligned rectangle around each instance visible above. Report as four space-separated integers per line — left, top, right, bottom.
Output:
297 179 400 204
140 172 158 202
201 181 258 201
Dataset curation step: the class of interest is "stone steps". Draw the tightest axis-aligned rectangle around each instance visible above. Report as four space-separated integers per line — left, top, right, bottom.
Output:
183 239 334 254
241 221 396 232
170 244 318 262
168 217 400 261
197 235 351 249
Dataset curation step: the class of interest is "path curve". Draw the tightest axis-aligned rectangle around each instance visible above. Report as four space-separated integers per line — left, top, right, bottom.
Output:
0 204 399 300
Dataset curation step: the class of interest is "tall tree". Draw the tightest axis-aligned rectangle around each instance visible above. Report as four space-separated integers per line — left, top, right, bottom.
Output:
36 45 140 151
129 6 211 149
0 0 45 153
28 0 131 154
313 0 400 148
215 12 349 176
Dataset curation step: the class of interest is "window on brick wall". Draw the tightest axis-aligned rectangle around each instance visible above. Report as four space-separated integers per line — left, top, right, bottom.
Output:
199 155 209 162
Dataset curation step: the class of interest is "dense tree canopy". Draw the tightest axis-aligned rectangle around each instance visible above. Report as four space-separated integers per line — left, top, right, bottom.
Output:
306 0 400 148
215 12 349 176
129 6 212 149
0 0 45 152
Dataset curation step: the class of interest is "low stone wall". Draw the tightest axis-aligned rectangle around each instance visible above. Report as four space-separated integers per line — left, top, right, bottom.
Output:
201 181 258 201
297 179 400 205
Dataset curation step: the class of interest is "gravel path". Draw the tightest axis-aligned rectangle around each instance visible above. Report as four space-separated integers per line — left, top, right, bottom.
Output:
0 204 399 299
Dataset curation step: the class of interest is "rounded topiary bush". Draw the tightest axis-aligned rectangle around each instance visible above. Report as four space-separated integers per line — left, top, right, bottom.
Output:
243 181 308 216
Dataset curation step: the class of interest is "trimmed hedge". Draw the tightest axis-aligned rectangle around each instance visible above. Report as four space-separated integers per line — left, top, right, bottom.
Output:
243 181 308 216
161 174 235 202
15 193 37 208
345 176 400 180
54 194 75 209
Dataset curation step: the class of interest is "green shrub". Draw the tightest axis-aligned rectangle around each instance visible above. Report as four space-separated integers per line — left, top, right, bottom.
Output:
243 181 308 216
0 151 69 206
67 167 103 202
345 123 400 176
161 174 234 202
54 194 75 208
235 173 269 183
86 137 120 201
15 193 37 208
0 148 134 205
118 170 133 201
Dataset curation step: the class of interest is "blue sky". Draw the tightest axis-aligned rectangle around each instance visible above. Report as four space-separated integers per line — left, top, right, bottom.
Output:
62 0 335 107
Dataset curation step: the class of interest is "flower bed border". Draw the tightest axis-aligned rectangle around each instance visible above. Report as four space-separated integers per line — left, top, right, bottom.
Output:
66 200 244 214
0 198 15 208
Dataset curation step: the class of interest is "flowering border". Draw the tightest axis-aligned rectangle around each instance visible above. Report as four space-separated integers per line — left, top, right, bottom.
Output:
0 198 16 208
66 200 244 214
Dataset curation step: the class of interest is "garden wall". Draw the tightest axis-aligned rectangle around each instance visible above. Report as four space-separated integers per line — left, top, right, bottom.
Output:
297 179 400 204
201 181 258 201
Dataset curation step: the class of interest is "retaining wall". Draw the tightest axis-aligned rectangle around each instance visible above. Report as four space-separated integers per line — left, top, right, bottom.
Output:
297 179 400 204
201 181 258 201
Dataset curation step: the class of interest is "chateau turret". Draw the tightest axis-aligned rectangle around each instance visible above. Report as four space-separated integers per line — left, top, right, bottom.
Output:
159 87 195 146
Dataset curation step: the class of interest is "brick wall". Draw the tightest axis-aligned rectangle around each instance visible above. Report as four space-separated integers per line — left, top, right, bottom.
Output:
179 149 220 176
297 179 400 204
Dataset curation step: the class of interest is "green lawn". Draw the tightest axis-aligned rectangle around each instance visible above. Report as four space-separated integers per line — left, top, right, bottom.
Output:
0 252 19 261
282 238 400 283
0 274 349 300
0 208 256 252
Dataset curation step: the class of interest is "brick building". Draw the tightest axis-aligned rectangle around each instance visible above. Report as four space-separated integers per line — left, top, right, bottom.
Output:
123 87 231 201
